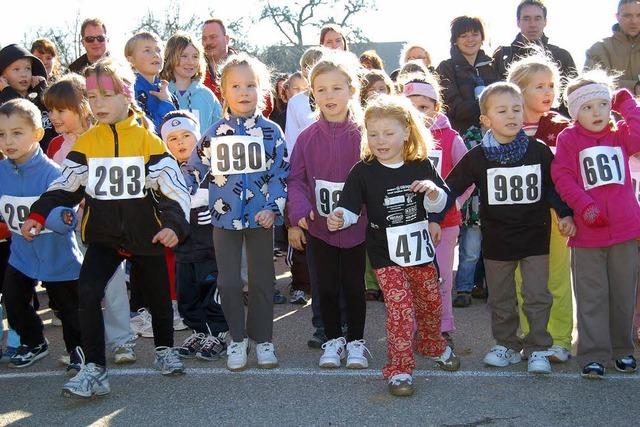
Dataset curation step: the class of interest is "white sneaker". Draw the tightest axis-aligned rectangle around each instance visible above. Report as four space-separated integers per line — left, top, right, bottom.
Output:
227 338 249 372
319 337 346 368
346 339 370 369
114 341 136 364
528 351 553 374
172 301 188 331
256 342 278 369
548 345 571 363
130 308 153 338
483 345 522 367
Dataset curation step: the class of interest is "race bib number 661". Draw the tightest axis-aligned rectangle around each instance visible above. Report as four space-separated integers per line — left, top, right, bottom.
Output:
386 221 435 267
579 146 625 190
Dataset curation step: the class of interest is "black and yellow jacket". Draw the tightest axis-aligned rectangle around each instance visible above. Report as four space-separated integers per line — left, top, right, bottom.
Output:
29 111 191 256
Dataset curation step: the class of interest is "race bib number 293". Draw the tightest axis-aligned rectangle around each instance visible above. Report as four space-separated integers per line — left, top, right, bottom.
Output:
87 157 145 200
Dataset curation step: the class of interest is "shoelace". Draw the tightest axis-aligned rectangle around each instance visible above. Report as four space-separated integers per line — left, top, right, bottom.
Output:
258 343 275 354
389 373 412 385
321 337 346 351
156 346 183 366
348 340 372 359
227 342 246 356
200 335 222 352
181 332 206 350
530 351 554 359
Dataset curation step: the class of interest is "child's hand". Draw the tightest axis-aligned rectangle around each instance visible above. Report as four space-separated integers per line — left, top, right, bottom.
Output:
428 222 441 246
31 76 46 88
327 210 344 232
558 216 576 237
152 228 178 248
410 180 440 200
611 88 634 113
581 203 608 227
288 226 306 251
298 211 315 230
20 219 43 241
255 210 275 229
0 77 8 91
150 80 172 101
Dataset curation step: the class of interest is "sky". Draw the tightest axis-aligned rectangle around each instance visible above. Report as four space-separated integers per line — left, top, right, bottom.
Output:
1 0 618 71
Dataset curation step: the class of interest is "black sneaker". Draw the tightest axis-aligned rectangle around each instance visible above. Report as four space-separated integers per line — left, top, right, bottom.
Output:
581 362 605 379
9 341 49 368
273 290 287 304
471 284 488 299
196 334 227 361
453 293 472 307
178 332 206 359
307 328 327 349
66 347 83 376
615 355 637 373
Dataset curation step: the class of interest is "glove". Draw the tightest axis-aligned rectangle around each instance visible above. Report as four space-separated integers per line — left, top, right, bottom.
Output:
611 88 634 114
581 203 608 227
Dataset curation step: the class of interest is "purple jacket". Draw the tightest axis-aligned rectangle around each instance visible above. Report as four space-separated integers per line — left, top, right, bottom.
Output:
287 115 367 248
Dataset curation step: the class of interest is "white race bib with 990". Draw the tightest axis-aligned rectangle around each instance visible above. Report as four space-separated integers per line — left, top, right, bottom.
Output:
314 180 343 217
210 135 266 175
580 146 625 190
87 157 145 200
386 220 435 267
428 149 442 176
0 196 51 234
487 164 541 205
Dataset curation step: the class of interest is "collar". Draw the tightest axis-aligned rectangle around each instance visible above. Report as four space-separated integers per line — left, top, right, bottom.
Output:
573 120 614 139
450 46 492 67
9 146 43 171
316 113 358 136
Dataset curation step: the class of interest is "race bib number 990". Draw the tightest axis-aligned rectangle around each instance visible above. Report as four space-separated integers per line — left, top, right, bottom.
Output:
428 149 442 176
210 135 266 175
87 157 145 200
0 196 51 234
487 165 541 205
580 146 625 190
386 221 435 267
314 180 343 217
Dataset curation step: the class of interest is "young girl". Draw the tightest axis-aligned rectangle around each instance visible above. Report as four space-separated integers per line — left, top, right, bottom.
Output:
22 58 191 397
161 32 222 135
193 53 288 372
552 71 640 378
507 54 573 363
402 73 469 340
327 95 460 397
287 53 369 370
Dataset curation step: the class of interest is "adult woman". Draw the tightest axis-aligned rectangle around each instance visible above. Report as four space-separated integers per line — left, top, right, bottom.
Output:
319 24 348 51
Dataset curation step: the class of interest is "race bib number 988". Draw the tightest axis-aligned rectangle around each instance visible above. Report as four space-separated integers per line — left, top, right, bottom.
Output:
0 196 51 234
580 146 625 190
87 157 145 200
487 165 541 205
386 221 435 267
210 135 266 175
314 180 343 217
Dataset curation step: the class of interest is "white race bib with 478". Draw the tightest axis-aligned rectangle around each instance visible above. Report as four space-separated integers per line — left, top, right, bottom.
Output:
314 180 344 217
579 146 625 190
87 157 146 200
487 164 541 205
386 220 435 267
209 135 266 175
0 196 51 234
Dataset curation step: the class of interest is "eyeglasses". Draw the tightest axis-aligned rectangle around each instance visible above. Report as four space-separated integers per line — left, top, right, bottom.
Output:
83 35 106 43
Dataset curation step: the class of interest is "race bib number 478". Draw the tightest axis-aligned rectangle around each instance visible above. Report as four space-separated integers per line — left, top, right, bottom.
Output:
386 221 435 267
210 135 266 175
579 146 625 190
486 165 541 205
87 157 145 200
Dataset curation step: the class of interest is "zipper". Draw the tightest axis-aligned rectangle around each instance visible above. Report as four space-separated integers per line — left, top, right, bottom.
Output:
110 124 119 156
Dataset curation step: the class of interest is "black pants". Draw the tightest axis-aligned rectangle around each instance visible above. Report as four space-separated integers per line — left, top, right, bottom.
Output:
288 247 311 294
176 259 228 335
307 235 366 341
80 244 173 366
4 265 81 352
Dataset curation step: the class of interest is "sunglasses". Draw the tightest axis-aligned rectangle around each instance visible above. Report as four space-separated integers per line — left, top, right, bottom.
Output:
83 35 106 43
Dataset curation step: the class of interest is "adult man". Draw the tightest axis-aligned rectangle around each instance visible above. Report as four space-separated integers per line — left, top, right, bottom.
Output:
585 0 640 92
68 18 109 74
201 18 234 103
493 0 576 80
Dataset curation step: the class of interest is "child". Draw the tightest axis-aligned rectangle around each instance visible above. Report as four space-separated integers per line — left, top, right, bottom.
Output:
507 54 573 363
402 73 469 340
125 32 177 132
551 71 640 378
360 69 394 107
287 53 369 369
193 53 288 371
0 99 83 372
22 58 191 398
445 82 574 375
31 38 62 83
327 94 460 397
161 32 222 135
161 110 229 361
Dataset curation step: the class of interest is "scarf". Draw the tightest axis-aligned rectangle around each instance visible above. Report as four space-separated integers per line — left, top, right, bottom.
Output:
482 129 529 165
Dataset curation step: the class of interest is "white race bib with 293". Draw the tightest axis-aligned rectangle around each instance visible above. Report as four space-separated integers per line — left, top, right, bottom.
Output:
487 164 542 205
0 196 51 234
87 157 146 200
386 220 435 267
314 180 344 217
210 135 266 175
579 146 625 190
428 149 443 176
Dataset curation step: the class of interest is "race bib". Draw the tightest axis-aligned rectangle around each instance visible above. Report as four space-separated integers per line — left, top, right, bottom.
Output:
314 180 343 217
209 135 266 175
87 157 146 200
487 164 542 205
0 196 51 234
428 149 442 176
579 146 625 190
386 220 435 267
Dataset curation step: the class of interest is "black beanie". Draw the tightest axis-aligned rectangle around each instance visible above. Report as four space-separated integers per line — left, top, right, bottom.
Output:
0 44 47 78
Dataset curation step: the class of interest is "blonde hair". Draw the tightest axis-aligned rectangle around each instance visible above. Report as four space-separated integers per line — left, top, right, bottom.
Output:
299 46 326 80
360 69 394 107
309 52 362 122
219 53 271 115
43 73 92 130
160 32 205 82
361 94 432 162
398 71 443 107
0 98 43 129
564 68 617 100
478 82 523 116
399 43 432 67
507 52 561 107
124 32 162 59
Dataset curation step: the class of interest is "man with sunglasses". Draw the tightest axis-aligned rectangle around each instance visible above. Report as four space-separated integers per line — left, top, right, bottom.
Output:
68 18 109 74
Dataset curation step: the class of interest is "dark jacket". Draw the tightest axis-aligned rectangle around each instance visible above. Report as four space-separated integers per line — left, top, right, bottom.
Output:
68 52 110 74
436 47 500 134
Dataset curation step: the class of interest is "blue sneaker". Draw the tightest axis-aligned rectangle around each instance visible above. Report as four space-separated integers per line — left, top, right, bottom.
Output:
273 290 287 304
9 341 49 368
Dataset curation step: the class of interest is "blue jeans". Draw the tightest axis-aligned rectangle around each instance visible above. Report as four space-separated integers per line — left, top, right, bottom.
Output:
454 225 482 293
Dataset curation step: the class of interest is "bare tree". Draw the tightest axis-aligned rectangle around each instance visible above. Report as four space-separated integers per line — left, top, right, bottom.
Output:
131 0 202 40
22 10 82 69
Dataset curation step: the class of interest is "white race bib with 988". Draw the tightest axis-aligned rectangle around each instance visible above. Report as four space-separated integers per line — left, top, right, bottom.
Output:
487 164 541 205
314 180 343 217
210 135 266 175
0 196 51 234
428 149 442 176
386 220 435 267
87 157 145 200
580 146 625 190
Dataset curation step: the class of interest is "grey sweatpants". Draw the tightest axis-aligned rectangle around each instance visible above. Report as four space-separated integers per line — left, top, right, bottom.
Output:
484 255 552 356
213 227 275 343
572 240 638 366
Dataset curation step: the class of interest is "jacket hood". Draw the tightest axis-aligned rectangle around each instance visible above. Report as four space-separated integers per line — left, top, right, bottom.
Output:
0 44 47 78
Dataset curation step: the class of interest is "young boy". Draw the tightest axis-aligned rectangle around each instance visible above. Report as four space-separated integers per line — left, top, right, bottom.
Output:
0 99 83 371
443 82 575 374
160 111 229 361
